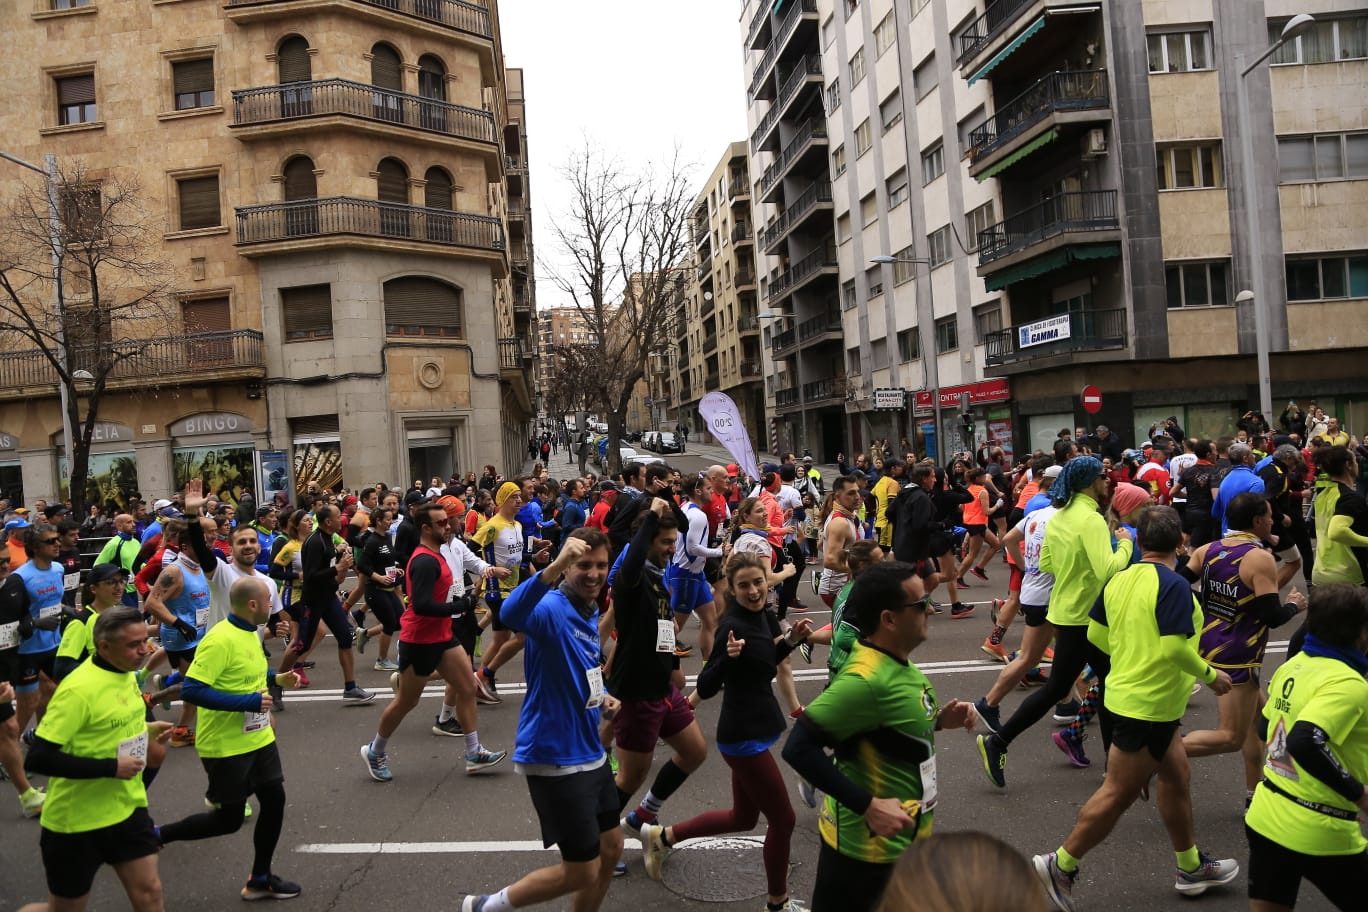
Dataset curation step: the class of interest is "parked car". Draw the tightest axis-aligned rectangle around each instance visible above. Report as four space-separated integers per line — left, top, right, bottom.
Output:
651 431 682 455
596 444 662 469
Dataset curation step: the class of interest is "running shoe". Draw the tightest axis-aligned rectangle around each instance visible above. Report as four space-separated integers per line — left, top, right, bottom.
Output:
389 671 400 695
432 716 464 737
150 673 173 709
970 566 989 582
373 658 399 672
620 810 647 839
613 862 628 877
1052 700 1081 724
980 638 1009 663
359 744 392 782
342 686 376 704
1052 729 1090 768
974 698 1001 734
798 640 814 664
353 626 369 655
1041 646 1056 663
465 747 507 774
767 901 809 912
1020 667 1049 687
673 641 693 658
608 750 619 774
950 602 975 619
269 682 284 713
1174 852 1239 896
809 570 820 596
293 667 312 688
789 601 809 612
474 671 501 705
241 873 301 902
989 597 1003 624
204 796 253 818
797 779 818 809
1033 852 1078 912
462 895 489 912
639 822 670 880
956 576 971 588
298 661 316 669
18 786 44 818
169 726 196 748
1191 681 1202 696
927 601 945 615
976 734 1007 788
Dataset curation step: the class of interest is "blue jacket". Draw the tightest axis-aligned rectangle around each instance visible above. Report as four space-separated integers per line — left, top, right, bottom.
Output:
1212 464 1265 531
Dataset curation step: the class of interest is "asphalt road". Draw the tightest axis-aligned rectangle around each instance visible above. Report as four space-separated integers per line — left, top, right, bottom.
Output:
1 562 1339 912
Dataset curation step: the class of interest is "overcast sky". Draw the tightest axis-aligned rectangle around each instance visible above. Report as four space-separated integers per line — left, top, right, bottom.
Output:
499 0 750 307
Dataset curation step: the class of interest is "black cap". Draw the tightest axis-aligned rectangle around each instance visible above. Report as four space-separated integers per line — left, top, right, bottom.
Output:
256 505 276 519
403 490 428 506
599 480 618 493
88 562 128 584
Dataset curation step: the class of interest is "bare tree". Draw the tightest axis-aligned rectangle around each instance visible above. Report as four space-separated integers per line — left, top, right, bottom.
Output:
0 160 177 514
546 142 692 474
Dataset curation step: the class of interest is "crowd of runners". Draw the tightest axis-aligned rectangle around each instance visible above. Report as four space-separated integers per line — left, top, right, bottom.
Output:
2 417 1366 912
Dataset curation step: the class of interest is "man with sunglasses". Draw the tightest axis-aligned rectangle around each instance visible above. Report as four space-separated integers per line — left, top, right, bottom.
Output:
1 545 48 818
13 523 67 742
782 562 978 912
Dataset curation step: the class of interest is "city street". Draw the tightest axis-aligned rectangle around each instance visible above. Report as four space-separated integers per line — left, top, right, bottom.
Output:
0 561 1334 912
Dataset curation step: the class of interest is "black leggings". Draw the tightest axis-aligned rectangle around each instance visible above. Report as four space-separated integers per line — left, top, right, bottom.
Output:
1246 823 1366 909
811 841 893 912
159 779 286 879
998 623 1090 746
365 586 402 635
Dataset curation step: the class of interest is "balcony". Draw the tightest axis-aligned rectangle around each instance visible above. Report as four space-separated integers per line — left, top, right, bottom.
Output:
513 287 531 316
732 223 753 245
967 70 1110 177
760 179 833 254
696 257 712 283
739 359 762 380
737 313 760 336
705 371 720 390
0 331 265 400
225 0 492 43
497 336 533 370
701 294 715 320
771 305 841 358
775 373 846 411
230 80 497 157
767 243 838 305
507 201 526 237
955 0 1035 65
729 176 750 201
984 308 1127 369
235 197 505 259
976 190 1119 271
758 120 829 202
748 0 818 100
703 331 718 354
745 0 771 50
735 268 757 290
504 154 527 175
693 214 710 248
751 55 823 152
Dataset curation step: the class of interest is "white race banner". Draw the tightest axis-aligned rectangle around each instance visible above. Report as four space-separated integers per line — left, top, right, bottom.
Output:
698 391 759 481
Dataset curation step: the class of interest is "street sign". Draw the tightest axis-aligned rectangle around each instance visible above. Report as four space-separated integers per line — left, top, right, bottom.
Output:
872 387 906 410
1081 384 1103 414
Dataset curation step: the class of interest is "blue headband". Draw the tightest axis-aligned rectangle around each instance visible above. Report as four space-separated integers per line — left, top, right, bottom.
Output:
1050 456 1103 506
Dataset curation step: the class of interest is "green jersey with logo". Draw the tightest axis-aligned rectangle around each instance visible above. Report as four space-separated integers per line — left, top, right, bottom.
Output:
826 580 859 684
187 618 275 759
804 640 938 864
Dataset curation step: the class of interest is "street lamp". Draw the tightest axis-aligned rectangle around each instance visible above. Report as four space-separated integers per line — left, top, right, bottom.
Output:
1235 12 1314 420
871 254 942 463
0 150 76 484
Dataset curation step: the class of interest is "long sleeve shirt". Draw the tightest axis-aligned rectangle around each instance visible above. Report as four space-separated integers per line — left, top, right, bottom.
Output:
1039 491 1132 627
672 502 723 573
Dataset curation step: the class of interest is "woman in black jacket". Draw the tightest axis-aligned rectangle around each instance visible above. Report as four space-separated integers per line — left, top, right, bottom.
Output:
635 552 812 911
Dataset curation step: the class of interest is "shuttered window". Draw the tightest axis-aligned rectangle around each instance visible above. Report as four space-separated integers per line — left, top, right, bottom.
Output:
177 175 221 230
57 73 97 125
383 277 462 338
277 37 312 83
417 55 446 100
377 159 408 202
182 297 231 332
281 284 333 341
424 168 453 209
282 157 316 200
370 44 403 89
172 58 215 110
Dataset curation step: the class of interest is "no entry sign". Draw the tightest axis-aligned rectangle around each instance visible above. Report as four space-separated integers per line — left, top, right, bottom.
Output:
1081 385 1102 414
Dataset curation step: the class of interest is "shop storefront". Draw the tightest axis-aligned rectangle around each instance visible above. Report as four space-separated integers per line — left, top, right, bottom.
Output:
291 416 344 494
56 422 139 511
169 413 257 508
0 431 23 506
914 379 1013 461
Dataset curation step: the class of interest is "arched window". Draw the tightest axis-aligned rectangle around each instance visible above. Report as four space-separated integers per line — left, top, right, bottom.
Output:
277 36 312 117
282 155 318 236
417 54 447 131
377 158 409 237
383 276 463 338
370 43 403 122
423 167 454 242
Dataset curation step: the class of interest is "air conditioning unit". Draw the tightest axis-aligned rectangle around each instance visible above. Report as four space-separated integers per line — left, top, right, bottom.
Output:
1082 128 1107 159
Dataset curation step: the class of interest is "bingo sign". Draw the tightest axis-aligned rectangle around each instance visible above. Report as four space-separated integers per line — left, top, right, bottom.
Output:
873 387 906 411
1018 313 1072 348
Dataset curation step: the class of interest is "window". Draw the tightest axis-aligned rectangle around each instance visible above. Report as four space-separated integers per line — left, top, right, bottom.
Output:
892 245 917 284
281 284 334 341
846 346 862 374
871 337 889 369
866 265 883 298
898 327 920 360
1271 15 1368 64
383 276 464 337
964 201 996 252
845 0 859 20
880 90 903 132
176 175 221 230
875 11 897 57
886 169 908 209
927 225 951 266
1285 254 1368 301
842 279 857 310
1146 29 1212 72
913 54 937 100
1278 133 1368 182
1165 261 1230 307
172 58 215 110
855 119 872 157
827 77 842 114
935 316 958 353
958 105 987 154
56 72 96 125
861 192 877 227
849 48 866 85
836 211 851 243
1156 144 1223 189
822 15 835 49
973 303 1002 343
60 184 102 238
832 144 847 176
921 141 945 184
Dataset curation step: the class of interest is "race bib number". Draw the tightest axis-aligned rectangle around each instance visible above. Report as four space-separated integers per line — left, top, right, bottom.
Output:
919 755 938 809
655 619 676 653
585 665 605 709
195 607 210 629
0 620 20 649
118 731 148 764
243 711 271 733
447 583 463 603
38 605 62 620
63 571 80 591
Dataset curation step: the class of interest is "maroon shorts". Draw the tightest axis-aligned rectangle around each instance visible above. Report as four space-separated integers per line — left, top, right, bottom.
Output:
1008 566 1023 593
613 685 695 753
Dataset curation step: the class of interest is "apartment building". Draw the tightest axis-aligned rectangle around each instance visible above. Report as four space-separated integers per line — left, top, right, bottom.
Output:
0 0 536 506
743 0 1368 461
535 304 593 409
672 142 767 448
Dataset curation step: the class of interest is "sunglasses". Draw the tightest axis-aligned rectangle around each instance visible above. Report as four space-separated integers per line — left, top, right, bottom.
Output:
39 538 60 545
430 518 450 527
900 597 933 613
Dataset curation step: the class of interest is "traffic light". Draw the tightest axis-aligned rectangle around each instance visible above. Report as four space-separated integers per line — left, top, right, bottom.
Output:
960 411 975 439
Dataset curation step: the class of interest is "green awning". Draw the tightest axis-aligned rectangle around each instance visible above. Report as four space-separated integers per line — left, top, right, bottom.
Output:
983 243 1121 291
967 16 1047 87
976 128 1059 181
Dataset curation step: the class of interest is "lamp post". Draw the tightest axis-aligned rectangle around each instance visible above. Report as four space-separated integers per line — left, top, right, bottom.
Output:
871 254 942 463
0 150 75 486
1235 12 1315 421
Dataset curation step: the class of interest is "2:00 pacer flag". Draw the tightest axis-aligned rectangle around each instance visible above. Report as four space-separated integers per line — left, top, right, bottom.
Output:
698 391 759 481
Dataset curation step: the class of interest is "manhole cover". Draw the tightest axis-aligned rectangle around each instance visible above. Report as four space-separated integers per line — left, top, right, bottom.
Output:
660 836 769 902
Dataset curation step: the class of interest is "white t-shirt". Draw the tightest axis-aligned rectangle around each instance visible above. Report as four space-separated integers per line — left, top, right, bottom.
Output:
1168 453 1197 503
206 558 285 628
1017 505 1059 608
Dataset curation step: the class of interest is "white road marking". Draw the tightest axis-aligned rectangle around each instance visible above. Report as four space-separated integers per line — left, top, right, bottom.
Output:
295 836 760 855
